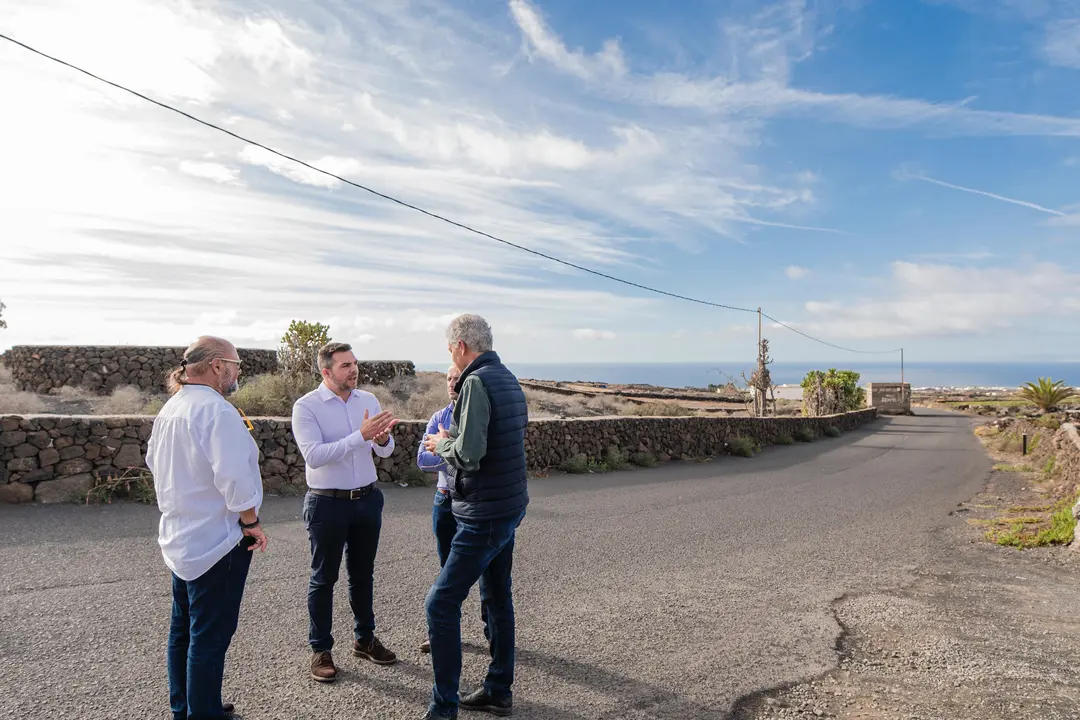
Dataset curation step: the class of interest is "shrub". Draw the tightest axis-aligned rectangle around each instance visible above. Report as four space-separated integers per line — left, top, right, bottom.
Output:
824 426 842 438
559 453 590 473
630 451 657 467
229 372 320 417
1017 378 1076 413
603 445 631 470
278 319 330 379
801 369 865 417
773 432 794 445
726 435 755 457
794 427 816 442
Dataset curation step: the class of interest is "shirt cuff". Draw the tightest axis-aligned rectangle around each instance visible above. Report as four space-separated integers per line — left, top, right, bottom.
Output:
347 431 367 449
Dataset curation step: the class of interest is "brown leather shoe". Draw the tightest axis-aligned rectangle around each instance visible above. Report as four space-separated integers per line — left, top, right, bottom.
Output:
353 636 397 665
420 638 431 654
311 650 338 682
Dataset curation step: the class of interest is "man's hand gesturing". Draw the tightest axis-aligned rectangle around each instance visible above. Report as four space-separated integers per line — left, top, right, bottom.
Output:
360 409 397 442
423 423 451 453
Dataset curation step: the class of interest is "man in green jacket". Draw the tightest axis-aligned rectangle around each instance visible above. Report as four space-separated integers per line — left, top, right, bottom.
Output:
420 314 529 719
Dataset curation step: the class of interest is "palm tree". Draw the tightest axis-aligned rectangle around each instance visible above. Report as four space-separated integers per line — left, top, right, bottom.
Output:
1017 377 1076 412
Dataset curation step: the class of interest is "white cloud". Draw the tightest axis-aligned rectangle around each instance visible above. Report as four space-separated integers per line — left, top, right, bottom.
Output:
573 328 617 341
1042 19 1080 68
179 161 241 185
509 0 1080 136
785 265 809 279
794 261 1080 340
238 146 356 188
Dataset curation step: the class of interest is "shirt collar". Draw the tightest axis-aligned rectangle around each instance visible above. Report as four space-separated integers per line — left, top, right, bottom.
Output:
318 382 348 402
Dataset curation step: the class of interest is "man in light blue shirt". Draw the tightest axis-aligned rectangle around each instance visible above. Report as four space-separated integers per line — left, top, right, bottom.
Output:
291 342 399 683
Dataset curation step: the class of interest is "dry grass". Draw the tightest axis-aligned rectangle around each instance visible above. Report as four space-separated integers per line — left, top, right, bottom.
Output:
0 363 49 414
229 373 321 417
0 364 716 421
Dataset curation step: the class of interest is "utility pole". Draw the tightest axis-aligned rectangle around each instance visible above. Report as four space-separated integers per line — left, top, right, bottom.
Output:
757 307 763 416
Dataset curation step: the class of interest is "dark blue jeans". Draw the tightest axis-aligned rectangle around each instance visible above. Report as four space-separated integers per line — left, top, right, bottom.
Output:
304 488 383 651
433 490 490 640
426 508 525 717
168 542 252 720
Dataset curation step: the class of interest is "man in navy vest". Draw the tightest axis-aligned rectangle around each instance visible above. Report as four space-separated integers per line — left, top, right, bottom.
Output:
421 314 529 719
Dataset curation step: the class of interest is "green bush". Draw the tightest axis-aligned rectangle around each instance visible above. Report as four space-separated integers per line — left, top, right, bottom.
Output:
801 368 865 416
773 432 794 445
630 451 657 467
824 426 842 438
603 445 631 470
726 435 755 457
794 427 816 442
229 372 320 417
559 453 590 473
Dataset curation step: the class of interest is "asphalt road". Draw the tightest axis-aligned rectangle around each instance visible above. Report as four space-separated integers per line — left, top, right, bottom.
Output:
0 410 990 720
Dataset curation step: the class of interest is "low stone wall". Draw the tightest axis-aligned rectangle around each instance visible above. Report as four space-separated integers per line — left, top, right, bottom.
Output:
1053 424 1080 543
354 361 416 385
3 345 416 395
5 345 279 394
0 408 878 504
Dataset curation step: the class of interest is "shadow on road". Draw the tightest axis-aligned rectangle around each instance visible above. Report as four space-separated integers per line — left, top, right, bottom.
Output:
463 644 720 719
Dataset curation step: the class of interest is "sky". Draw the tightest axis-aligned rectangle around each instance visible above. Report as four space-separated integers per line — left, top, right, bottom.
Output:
1 0 1078 365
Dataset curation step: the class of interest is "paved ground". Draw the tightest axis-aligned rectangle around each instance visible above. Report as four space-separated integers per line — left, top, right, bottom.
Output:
732 464 1080 720
0 411 990 719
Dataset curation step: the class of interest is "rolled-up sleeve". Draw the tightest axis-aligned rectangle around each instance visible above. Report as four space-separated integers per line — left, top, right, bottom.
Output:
417 413 446 472
435 377 489 472
202 408 262 513
292 397 365 469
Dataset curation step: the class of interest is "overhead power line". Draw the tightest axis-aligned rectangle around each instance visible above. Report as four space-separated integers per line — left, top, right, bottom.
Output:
1 31 904 357
761 312 902 355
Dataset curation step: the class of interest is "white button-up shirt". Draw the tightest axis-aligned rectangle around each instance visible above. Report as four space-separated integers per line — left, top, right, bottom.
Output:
291 383 396 490
146 384 263 582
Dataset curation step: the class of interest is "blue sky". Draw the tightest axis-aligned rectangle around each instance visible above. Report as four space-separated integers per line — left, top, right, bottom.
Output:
1 0 1078 364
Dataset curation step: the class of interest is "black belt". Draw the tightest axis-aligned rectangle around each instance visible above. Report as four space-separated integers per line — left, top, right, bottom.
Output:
309 486 376 500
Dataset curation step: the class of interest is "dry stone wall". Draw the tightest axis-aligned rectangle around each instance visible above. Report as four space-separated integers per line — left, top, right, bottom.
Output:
3 345 415 394
0 409 877 504
5 346 279 394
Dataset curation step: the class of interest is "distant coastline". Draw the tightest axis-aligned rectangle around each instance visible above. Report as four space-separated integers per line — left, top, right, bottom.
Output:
414 361 1078 392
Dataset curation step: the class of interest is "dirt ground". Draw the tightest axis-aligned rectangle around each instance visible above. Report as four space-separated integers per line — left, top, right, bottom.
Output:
730 430 1080 720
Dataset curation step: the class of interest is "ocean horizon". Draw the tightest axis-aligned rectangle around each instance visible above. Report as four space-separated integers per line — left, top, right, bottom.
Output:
414 361 1079 390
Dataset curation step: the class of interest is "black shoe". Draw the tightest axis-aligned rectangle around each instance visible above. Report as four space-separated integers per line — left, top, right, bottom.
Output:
423 711 458 719
223 703 235 717
460 688 512 716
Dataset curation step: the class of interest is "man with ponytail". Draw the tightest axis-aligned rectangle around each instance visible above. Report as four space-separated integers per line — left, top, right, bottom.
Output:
147 336 267 720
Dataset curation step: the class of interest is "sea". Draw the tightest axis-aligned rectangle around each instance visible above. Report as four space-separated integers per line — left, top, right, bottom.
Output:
414 361 1079 391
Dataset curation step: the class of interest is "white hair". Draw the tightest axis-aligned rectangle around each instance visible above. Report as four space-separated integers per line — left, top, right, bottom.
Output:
445 314 493 353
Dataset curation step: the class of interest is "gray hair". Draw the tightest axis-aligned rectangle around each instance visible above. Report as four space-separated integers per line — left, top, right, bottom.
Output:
445 314 493 353
167 336 235 394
